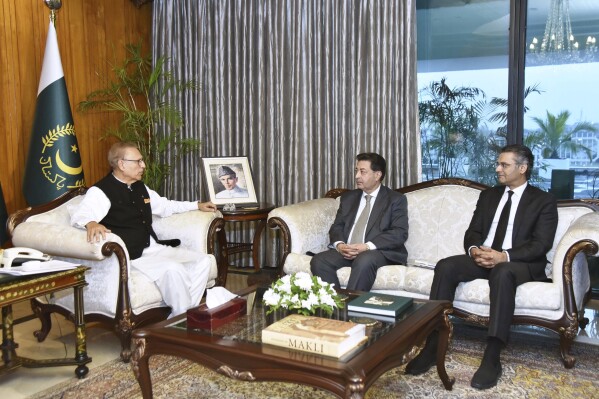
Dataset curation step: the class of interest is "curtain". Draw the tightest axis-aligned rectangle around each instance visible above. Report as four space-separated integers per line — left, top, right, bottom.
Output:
152 0 420 267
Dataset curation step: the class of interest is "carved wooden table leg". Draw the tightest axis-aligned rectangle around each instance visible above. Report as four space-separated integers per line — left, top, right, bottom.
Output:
73 285 90 378
1 305 17 367
131 338 153 399
436 308 455 390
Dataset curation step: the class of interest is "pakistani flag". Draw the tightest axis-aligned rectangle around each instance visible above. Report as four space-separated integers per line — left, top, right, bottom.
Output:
23 21 85 206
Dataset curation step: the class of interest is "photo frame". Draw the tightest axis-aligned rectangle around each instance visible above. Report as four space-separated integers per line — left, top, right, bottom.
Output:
201 156 258 207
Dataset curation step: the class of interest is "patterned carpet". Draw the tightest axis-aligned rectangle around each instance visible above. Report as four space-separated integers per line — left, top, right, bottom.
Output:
30 324 599 399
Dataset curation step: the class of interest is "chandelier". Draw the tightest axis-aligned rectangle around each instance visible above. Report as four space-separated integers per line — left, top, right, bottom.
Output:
527 0 597 66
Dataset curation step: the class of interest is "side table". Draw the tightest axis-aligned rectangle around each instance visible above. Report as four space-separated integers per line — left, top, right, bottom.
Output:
218 203 275 276
0 266 91 378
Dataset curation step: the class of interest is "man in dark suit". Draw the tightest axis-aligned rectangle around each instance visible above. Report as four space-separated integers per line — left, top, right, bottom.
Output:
310 153 409 291
405 144 558 390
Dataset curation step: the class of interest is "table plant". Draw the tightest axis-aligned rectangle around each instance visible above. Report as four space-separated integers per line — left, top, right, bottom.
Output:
262 272 345 317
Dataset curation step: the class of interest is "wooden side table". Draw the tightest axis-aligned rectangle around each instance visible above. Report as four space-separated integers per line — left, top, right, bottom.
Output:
218 203 275 275
0 266 91 378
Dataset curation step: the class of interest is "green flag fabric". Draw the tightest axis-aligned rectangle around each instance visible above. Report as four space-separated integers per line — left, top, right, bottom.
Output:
23 22 85 206
0 182 8 246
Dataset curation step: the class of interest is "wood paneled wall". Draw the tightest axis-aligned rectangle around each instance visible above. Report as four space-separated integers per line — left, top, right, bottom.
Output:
0 0 152 214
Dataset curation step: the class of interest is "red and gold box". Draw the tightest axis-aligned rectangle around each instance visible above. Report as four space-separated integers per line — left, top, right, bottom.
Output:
186 297 247 330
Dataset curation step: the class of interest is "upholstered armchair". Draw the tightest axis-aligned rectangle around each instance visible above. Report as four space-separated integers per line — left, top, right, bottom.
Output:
8 187 225 362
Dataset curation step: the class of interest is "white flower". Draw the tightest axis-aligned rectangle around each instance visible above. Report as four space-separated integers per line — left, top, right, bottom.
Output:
289 294 300 306
319 292 336 307
279 280 292 294
263 289 281 306
295 272 313 291
301 292 320 309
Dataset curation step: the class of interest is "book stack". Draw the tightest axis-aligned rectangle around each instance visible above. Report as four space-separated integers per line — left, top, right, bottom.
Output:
347 292 413 322
261 314 367 358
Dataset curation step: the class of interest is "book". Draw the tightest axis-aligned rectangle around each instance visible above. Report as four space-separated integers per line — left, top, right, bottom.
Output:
406 259 437 269
261 314 367 358
348 311 397 324
347 292 413 317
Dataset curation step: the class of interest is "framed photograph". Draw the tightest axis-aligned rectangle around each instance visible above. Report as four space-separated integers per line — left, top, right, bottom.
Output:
201 156 258 207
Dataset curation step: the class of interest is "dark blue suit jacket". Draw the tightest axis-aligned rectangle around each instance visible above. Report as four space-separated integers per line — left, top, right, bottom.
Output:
328 185 409 264
464 184 558 280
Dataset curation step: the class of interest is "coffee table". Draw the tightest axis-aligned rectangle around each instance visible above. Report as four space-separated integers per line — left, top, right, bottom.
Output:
131 286 454 398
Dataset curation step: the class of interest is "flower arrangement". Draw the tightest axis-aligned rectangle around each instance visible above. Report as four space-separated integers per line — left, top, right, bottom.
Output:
262 272 345 316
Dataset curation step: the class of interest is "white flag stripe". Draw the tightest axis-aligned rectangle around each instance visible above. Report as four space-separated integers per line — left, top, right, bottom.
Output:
37 22 64 95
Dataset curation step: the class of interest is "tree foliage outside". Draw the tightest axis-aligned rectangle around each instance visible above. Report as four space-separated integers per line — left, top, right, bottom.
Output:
419 79 598 190
79 43 200 193
531 110 597 161
419 78 486 180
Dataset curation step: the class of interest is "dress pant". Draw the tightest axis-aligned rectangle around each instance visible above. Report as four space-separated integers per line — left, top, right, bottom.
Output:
430 254 545 343
310 249 388 291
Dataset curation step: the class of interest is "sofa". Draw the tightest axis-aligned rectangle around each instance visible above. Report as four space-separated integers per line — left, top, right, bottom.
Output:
267 178 599 368
8 187 225 361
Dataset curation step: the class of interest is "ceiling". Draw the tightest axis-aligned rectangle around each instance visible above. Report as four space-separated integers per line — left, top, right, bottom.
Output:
416 0 599 60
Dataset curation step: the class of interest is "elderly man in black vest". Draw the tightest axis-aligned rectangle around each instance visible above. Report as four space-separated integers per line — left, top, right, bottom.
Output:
70 142 217 317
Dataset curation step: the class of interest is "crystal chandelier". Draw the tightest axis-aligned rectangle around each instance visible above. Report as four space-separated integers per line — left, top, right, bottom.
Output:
527 0 597 66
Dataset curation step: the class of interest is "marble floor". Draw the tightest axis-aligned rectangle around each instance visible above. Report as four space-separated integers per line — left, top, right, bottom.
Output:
1 274 598 398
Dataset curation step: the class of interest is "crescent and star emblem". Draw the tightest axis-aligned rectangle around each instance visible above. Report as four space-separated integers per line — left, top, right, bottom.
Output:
56 149 83 175
39 123 85 190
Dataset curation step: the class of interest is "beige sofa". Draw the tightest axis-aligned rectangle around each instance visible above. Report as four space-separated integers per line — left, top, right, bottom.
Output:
8 187 225 361
267 178 599 368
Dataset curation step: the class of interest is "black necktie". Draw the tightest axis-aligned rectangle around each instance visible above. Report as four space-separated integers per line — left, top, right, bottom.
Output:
492 190 514 251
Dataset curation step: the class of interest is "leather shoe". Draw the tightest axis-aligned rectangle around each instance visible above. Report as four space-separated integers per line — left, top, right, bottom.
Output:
405 346 436 375
470 360 502 390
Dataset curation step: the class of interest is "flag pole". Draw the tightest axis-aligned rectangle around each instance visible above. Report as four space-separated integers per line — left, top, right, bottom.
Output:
43 0 62 25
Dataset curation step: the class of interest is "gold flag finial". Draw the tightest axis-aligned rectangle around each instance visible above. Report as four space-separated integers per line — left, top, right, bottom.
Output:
43 0 62 25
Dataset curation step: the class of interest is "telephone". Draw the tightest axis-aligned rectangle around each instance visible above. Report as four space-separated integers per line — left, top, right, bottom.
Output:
0 247 52 268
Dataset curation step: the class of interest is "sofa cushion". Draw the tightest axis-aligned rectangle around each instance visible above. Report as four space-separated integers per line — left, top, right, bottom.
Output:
403 184 481 265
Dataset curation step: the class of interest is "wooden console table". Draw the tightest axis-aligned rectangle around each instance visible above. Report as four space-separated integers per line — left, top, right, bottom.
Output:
218 203 275 273
0 266 91 378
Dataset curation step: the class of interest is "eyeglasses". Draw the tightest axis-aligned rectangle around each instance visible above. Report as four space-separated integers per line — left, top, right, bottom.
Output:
494 162 527 169
495 162 514 169
122 158 145 166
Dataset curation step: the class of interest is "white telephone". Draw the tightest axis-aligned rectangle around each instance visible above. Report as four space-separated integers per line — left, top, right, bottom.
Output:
0 247 52 268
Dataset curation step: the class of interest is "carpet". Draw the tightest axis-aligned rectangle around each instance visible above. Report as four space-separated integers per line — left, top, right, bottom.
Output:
30 324 599 399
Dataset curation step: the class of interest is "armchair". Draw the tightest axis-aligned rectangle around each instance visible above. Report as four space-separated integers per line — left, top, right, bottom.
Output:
8 187 225 362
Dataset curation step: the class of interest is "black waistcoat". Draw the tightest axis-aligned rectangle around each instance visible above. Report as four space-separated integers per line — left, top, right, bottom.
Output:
95 174 153 260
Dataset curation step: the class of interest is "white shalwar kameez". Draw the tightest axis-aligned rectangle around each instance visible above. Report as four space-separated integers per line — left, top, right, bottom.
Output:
70 184 210 317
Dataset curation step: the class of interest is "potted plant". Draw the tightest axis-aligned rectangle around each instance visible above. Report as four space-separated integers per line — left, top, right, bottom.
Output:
78 43 200 193
262 272 345 319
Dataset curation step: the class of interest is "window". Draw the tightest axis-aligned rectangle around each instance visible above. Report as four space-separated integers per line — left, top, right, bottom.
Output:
524 0 599 199
417 0 599 199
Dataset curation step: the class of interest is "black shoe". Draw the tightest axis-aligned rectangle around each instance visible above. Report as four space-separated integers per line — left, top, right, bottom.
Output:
405 346 436 375
470 360 502 390
405 331 439 376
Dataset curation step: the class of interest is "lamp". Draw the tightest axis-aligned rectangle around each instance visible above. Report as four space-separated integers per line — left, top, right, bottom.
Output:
527 0 597 65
